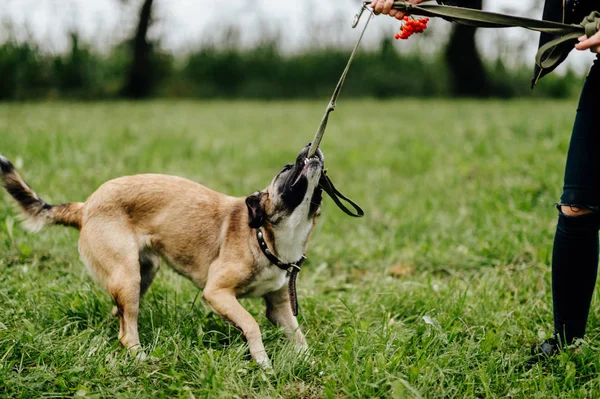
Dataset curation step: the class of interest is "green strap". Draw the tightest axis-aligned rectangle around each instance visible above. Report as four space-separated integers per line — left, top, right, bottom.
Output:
536 12 600 69
319 171 365 218
370 1 600 71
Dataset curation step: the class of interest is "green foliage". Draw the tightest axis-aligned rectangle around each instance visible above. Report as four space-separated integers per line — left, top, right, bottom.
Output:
0 100 599 397
0 34 583 100
487 57 581 99
0 34 174 100
0 40 54 99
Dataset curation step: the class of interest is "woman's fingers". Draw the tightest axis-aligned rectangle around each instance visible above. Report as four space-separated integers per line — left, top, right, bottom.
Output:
371 0 394 15
382 0 394 14
575 38 593 50
371 0 422 19
575 32 600 51
372 0 384 14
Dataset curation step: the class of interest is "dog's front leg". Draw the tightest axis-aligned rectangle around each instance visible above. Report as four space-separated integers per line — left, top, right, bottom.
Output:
202 286 270 368
264 287 308 353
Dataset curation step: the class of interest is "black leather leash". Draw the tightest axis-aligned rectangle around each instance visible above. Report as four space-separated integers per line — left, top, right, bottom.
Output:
256 228 306 316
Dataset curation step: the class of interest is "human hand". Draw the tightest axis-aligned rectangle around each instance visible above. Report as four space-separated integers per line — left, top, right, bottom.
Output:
370 0 425 20
575 31 600 53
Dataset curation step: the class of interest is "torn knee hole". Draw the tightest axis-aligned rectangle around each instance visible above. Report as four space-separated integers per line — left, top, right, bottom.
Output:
558 204 595 217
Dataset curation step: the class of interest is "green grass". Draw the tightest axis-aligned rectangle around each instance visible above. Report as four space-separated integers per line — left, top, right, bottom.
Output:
0 99 599 398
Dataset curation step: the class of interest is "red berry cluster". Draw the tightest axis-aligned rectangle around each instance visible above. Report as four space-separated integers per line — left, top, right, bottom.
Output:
394 16 429 40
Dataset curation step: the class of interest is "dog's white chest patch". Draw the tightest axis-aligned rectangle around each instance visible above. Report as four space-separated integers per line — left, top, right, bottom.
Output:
244 266 288 298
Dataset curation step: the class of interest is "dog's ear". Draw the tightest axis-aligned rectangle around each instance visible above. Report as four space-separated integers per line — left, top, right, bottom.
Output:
245 192 266 228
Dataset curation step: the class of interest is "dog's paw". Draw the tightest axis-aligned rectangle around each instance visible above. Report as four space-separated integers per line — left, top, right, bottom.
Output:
255 355 272 370
127 344 147 361
134 350 148 361
110 306 119 317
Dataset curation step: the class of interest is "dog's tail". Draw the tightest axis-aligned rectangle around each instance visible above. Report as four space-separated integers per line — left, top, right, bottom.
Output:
0 155 83 231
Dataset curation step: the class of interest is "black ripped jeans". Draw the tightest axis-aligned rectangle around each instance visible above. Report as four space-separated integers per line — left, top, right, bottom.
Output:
552 55 600 343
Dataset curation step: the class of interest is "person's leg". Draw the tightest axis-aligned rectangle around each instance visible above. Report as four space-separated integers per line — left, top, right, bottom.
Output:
552 206 600 343
529 56 600 364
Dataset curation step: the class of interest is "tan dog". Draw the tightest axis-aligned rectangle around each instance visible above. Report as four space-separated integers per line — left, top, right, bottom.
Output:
0 145 324 367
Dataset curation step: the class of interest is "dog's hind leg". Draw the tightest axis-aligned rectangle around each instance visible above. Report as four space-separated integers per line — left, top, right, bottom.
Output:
111 250 160 317
264 286 308 353
79 222 144 352
111 278 142 351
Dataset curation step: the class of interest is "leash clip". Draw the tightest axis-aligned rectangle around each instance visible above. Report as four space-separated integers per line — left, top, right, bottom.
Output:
287 255 306 273
352 2 372 28
287 264 301 273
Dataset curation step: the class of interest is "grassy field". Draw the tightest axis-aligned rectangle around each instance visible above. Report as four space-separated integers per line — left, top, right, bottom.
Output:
0 99 599 398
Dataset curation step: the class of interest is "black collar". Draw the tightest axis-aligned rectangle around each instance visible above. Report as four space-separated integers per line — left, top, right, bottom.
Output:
256 228 306 272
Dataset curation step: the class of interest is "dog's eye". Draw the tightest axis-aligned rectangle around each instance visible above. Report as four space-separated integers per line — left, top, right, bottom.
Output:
281 164 293 172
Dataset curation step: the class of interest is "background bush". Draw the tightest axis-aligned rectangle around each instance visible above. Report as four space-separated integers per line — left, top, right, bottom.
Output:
0 34 582 101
